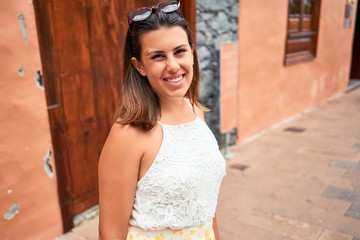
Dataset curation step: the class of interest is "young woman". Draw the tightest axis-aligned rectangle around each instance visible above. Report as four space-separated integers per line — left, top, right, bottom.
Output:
98 1 226 239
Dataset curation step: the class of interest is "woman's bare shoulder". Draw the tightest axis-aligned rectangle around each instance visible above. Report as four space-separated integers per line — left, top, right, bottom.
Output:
109 122 142 137
109 121 156 142
99 123 148 167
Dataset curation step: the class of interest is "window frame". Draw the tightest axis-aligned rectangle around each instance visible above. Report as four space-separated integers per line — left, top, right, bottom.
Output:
285 0 321 65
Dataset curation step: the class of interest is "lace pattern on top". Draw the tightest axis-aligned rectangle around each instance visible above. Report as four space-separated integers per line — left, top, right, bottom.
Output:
129 117 226 230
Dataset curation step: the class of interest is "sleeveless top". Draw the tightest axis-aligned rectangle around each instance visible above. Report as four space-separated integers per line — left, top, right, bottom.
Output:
129 115 226 230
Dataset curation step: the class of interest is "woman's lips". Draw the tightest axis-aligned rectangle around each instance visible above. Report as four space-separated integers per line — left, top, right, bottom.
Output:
163 74 184 83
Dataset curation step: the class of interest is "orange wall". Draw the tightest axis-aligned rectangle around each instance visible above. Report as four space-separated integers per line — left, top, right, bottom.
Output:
237 0 357 141
0 0 62 238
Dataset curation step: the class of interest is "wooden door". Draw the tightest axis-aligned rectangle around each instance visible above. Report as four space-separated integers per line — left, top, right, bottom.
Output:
350 1 360 79
33 0 128 232
33 0 196 232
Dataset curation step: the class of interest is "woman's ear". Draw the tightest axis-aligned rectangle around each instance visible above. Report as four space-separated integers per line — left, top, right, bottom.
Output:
131 57 147 76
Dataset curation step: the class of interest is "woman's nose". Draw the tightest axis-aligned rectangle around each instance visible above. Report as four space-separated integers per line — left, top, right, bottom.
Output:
166 56 180 72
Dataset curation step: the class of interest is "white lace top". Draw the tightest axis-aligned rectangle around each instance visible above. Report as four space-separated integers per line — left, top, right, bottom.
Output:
129 116 226 230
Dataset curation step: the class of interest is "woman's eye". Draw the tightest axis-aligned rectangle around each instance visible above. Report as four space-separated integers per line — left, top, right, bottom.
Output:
151 54 164 60
175 49 187 55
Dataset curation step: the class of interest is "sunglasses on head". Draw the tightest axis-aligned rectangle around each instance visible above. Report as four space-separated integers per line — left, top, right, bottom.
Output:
127 0 181 25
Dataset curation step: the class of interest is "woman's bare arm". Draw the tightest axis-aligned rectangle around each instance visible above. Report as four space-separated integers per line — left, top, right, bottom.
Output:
98 123 143 240
213 215 221 240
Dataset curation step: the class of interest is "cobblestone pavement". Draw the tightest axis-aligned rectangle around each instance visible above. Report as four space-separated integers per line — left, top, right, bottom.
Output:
58 87 360 240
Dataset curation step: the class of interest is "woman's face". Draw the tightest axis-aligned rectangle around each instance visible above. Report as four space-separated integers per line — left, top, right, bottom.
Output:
132 26 194 102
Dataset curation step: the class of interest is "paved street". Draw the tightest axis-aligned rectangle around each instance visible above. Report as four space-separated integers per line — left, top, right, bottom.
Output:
217 86 360 240
58 86 360 240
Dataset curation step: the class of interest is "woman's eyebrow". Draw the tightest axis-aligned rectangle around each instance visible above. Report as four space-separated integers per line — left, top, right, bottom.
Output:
174 44 188 50
145 44 189 56
146 50 164 56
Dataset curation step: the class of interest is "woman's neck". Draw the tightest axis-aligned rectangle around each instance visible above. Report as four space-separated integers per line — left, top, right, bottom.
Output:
158 97 195 124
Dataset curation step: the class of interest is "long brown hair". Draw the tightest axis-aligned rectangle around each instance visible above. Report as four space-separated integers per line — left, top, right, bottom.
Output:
115 10 202 131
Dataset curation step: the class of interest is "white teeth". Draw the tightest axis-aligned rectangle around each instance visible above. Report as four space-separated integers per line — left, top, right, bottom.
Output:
166 76 183 83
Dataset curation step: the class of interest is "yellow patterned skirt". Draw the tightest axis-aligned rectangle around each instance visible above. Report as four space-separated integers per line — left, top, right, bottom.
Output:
126 221 215 240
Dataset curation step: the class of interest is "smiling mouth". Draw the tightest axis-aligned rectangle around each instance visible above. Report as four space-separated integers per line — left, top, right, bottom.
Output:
163 75 184 83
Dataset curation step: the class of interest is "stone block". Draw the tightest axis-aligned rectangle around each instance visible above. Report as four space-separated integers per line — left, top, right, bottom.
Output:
317 229 353 240
352 143 360 151
330 159 360 171
344 169 360 181
345 202 360 220
298 146 359 161
300 207 360 237
71 217 99 240
56 232 87 240
322 186 360 202
237 208 323 240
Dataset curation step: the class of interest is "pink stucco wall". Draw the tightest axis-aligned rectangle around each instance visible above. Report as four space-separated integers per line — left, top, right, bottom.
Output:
237 0 357 141
0 1 62 238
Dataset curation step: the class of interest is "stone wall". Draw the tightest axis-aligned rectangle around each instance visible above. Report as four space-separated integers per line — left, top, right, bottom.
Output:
196 0 239 144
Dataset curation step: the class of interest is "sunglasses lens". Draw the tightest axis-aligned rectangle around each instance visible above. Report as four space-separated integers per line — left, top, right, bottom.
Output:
128 1 181 23
130 8 152 21
157 1 180 13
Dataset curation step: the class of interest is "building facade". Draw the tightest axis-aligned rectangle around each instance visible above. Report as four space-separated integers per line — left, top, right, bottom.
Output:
236 0 359 142
0 0 358 239
0 1 62 239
